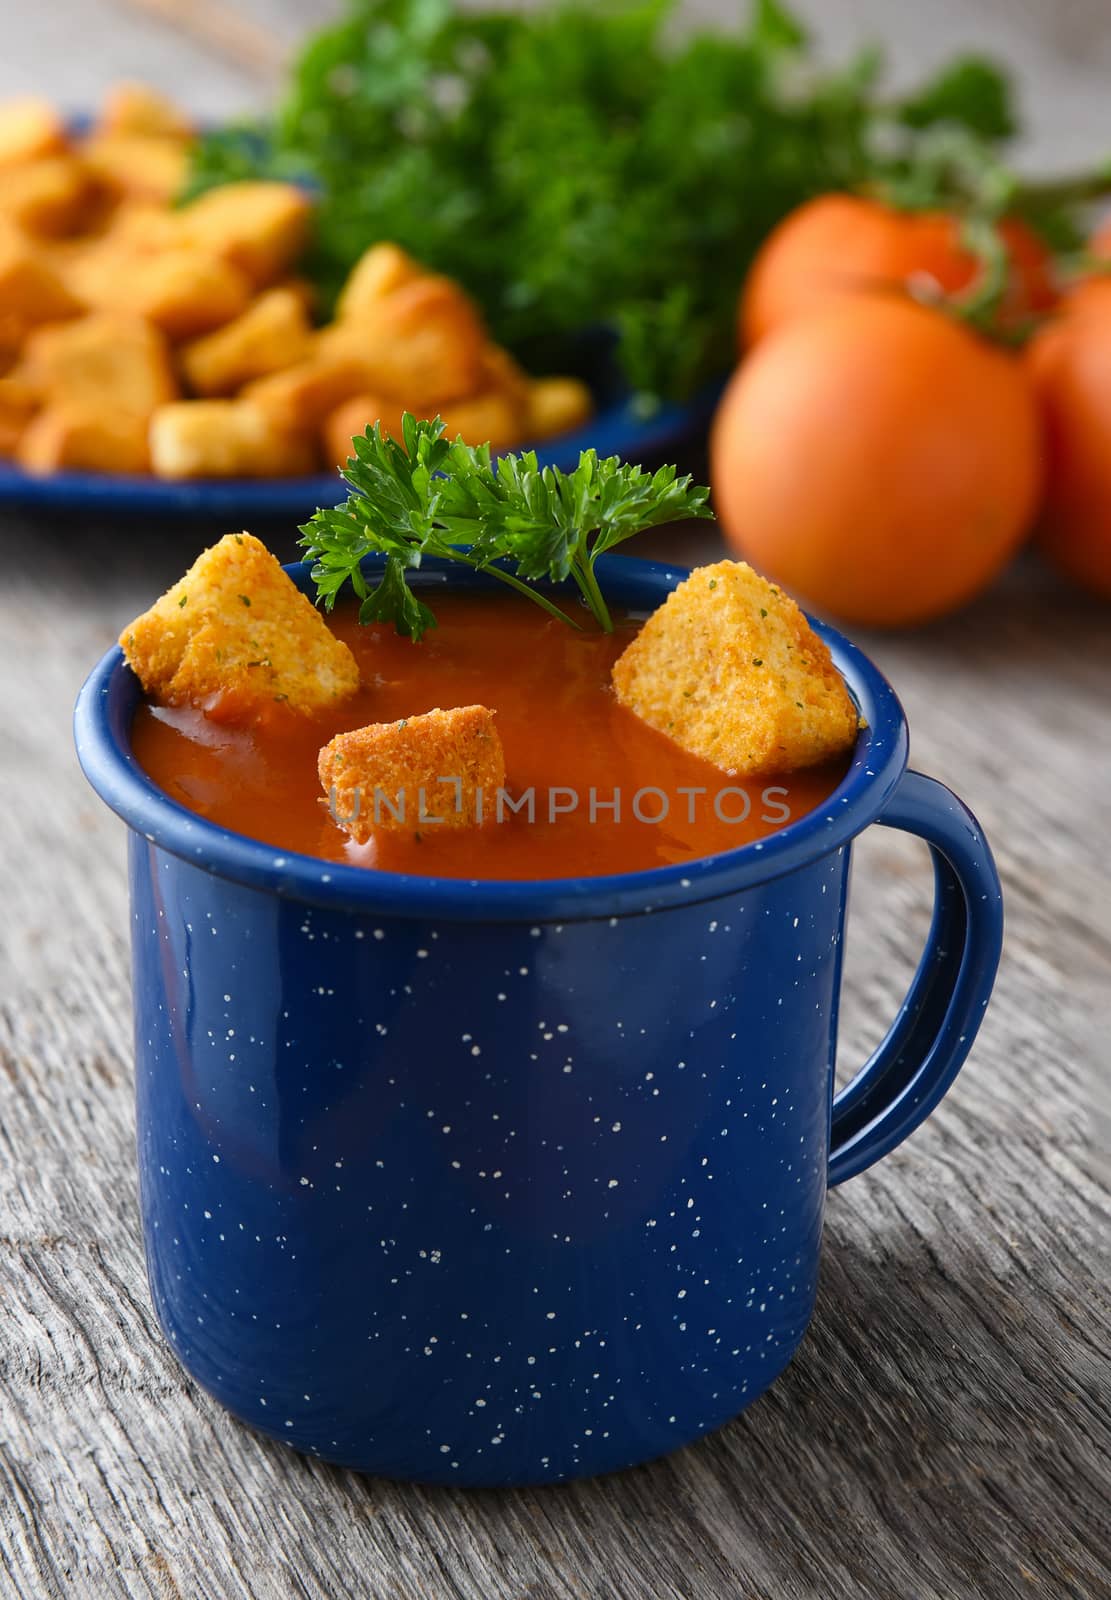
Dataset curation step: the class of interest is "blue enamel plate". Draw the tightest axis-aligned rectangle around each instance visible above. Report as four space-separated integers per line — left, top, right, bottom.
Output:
0 379 724 521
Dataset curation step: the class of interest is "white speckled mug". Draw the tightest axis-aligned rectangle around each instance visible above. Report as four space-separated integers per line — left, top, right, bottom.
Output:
74 554 1004 1484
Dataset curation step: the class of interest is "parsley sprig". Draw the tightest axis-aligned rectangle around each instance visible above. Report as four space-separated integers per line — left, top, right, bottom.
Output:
299 414 712 639
191 0 1048 403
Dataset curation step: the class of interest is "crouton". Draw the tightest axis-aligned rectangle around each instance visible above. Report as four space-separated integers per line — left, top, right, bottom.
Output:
120 531 359 712
272 274 317 317
79 132 190 204
323 393 407 469
16 404 151 475
242 354 368 432
148 398 317 479
180 286 313 395
315 275 484 406
438 389 523 451
611 561 860 777
323 386 525 468
99 83 193 141
479 343 529 407
319 706 505 844
70 244 253 339
176 182 313 288
0 157 94 236
0 98 67 168
0 314 24 370
525 375 593 441
0 225 82 324
22 313 177 417
98 198 184 254
0 374 37 455
335 243 424 322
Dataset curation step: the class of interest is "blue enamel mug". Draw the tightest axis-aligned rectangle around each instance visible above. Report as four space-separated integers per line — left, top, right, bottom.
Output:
74 554 1003 1486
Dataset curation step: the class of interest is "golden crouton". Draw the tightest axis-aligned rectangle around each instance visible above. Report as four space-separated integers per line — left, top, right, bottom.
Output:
316 275 484 406
0 314 25 370
0 157 94 236
22 313 177 417
243 354 368 432
120 531 359 713
335 243 423 322
16 404 151 475
176 182 313 288
611 561 860 777
319 706 505 844
526 376 593 441
479 343 529 407
0 98 67 168
0 226 82 324
148 399 317 479
99 83 193 141
323 393 407 468
79 133 190 204
272 274 317 317
99 198 184 254
180 286 313 395
438 389 522 451
0 374 38 455
71 245 253 339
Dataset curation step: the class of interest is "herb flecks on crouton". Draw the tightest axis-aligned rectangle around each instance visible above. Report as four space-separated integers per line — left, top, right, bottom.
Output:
120 531 359 713
319 705 505 844
612 560 859 777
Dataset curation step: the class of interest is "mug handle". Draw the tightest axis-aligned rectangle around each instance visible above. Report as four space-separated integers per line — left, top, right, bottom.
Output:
828 769 1004 1186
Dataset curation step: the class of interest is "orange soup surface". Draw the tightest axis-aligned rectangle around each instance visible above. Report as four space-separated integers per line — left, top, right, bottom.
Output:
131 594 852 880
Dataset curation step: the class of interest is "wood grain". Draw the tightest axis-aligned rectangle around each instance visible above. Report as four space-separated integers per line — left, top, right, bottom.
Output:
117 0 290 83
0 507 1108 1600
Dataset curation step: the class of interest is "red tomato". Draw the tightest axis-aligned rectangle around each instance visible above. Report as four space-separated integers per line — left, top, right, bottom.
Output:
740 193 1057 349
1026 282 1111 600
713 294 1043 628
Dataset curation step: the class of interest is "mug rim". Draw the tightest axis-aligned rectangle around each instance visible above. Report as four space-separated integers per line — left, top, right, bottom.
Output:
73 552 909 921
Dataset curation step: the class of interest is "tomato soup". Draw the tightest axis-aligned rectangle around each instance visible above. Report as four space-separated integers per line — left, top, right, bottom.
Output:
131 593 853 879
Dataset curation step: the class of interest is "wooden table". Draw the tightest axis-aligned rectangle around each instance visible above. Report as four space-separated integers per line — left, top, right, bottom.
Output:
1 7 1110 1598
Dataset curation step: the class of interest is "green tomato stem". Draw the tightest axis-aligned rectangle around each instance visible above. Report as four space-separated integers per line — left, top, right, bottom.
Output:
949 214 1011 330
1014 163 1111 211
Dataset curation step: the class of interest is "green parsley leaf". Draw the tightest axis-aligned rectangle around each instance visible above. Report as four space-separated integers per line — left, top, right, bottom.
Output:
356 555 439 639
187 1 1089 399
299 415 713 639
896 56 1016 142
182 0 930 402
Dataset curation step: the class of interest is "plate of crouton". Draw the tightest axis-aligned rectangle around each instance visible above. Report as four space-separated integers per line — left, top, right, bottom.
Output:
0 85 718 519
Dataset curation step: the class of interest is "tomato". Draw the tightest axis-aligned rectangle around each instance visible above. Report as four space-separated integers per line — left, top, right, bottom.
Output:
1026 283 1111 600
740 193 1057 349
711 295 1043 628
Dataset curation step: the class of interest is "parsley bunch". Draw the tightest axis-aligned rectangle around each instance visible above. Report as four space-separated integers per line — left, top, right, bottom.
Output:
299 415 712 639
188 0 1031 404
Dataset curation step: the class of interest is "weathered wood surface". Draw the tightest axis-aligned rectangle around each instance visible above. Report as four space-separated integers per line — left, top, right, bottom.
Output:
1 5 1110 1598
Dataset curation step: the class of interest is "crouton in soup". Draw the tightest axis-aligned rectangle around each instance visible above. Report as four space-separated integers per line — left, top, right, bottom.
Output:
612 561 860 777
319 707 506 844
120 532 359 714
